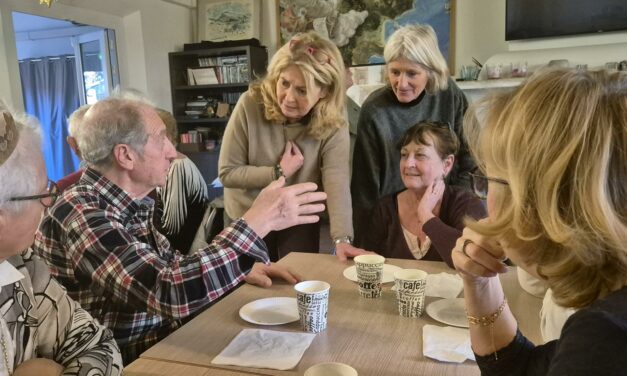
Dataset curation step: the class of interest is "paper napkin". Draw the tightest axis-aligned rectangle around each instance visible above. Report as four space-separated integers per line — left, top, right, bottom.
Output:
425 273 463 298
422 325 475 363
212 329 316 370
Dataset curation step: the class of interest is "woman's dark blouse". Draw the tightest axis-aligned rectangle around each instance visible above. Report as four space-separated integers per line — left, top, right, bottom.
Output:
363 185 486 267
477 286 627 375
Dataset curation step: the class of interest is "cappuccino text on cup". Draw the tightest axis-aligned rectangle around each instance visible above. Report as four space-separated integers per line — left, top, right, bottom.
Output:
354 255 385 298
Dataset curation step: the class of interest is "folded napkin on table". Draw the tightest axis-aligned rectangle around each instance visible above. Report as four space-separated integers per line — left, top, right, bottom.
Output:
212 328 316 370
426 273 463 298
422 324 475 363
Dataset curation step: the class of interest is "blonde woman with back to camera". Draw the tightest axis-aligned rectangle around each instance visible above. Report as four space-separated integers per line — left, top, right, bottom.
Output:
453 69 626 374
219 31 369 262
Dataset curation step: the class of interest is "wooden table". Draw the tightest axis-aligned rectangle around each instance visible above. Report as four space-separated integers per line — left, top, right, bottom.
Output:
132 253 542 376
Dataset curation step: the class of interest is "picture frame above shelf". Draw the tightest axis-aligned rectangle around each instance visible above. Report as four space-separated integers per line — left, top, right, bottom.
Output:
198 0 260 42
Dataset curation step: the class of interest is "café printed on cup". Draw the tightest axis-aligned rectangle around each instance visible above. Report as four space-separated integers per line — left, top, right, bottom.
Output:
294 280 330 333
394 269 427 318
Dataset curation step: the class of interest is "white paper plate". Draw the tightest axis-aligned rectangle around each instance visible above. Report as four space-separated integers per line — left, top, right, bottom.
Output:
342 264 403 284
425 298 469 328
239 297 299 326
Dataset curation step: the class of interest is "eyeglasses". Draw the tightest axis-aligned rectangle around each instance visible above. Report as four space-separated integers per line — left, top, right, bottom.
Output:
289 38 333 66
9 179 59 208
468 173 509 199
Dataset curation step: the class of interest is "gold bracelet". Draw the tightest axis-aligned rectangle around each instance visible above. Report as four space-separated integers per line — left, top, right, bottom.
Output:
466 298 507 326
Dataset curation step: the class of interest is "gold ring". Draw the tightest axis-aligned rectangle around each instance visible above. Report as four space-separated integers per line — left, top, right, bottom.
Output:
461 239 472 257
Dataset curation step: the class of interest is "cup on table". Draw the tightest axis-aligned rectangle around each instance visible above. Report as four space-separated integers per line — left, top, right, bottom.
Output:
305 362 358 376
354 255 385 298
294 280 330 333
394 269 428 317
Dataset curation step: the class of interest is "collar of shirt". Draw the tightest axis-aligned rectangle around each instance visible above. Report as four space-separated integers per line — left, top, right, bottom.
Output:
0 260 24 288
82 167 155 218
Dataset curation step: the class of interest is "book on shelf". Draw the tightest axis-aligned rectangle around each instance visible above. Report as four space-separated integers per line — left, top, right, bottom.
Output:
190 68 219 85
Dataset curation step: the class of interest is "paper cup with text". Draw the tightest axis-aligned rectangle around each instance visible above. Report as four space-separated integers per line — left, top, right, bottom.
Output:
354 255 385 298
305 362 358 376
294 280 330 333
394 269 427 317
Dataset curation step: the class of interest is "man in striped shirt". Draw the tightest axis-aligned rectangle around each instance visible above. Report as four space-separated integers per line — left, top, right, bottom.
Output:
34 97 326 364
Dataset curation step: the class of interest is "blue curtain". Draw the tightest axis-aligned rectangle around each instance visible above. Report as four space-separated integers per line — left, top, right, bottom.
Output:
19 57 80 181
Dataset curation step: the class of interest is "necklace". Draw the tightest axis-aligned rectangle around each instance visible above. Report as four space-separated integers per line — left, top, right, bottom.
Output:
0 331 11 376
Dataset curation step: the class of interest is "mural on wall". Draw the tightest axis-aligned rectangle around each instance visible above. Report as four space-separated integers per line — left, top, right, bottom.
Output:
279 0 452 67
199 0 260 42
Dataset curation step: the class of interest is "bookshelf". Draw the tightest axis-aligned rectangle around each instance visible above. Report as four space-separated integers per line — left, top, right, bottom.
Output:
168 43 267 190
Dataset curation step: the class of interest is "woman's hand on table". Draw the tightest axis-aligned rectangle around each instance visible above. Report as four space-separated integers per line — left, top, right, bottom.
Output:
279 141 304 178
452 225 508 286
335 243 374 262
245 262 301 287
417 179 445 223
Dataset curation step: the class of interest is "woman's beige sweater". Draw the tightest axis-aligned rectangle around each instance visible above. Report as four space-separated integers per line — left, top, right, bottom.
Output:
218 91 353 240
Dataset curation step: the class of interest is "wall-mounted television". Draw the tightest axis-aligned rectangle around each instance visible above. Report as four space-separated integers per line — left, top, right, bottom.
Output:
506 0 627 41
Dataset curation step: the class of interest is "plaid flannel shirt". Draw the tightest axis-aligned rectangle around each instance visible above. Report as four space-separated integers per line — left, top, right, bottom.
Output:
34 168 269 364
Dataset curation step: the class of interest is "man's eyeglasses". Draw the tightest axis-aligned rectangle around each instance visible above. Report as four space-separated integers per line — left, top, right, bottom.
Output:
468 173 509 199
10 179 59 208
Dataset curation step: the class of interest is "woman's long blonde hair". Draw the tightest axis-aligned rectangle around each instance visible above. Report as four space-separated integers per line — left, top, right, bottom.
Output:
249 31 346 139
465 69 627 309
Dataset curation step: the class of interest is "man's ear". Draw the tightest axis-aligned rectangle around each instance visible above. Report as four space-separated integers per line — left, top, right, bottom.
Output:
112 144 136 171
66 136 81 159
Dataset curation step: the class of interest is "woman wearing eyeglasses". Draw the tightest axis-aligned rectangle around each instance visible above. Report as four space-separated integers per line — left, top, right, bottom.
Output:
219 31 369 262
453 69 626 374
363 122 485 267
0 109 122 375
351 24 475 247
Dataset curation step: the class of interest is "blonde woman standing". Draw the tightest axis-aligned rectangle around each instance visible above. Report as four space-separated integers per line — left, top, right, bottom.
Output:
219 31 368 261
454 69 626 374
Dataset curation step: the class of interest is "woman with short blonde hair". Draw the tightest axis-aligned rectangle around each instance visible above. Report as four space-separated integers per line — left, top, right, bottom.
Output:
220 31 369 261
351 24 474 245
454 68 627 374
383 25 449 93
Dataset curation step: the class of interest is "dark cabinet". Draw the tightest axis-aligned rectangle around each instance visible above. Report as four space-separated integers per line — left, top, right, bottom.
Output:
168 44 267 194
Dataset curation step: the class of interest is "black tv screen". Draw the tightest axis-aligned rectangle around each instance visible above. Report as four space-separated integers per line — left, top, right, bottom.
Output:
506 0 627 41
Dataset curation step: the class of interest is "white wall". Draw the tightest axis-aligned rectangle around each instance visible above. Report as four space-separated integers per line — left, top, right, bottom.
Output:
128 1 192 109
454 0 627 76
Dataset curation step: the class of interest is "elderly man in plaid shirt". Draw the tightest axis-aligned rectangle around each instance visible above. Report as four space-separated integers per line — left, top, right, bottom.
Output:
33 97 327 364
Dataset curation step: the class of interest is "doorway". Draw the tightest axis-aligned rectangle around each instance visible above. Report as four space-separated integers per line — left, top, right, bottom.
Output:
12 12 119 181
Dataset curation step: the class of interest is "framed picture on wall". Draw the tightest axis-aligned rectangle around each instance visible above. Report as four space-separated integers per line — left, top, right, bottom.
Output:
198 0 261 42
278 0 455 71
